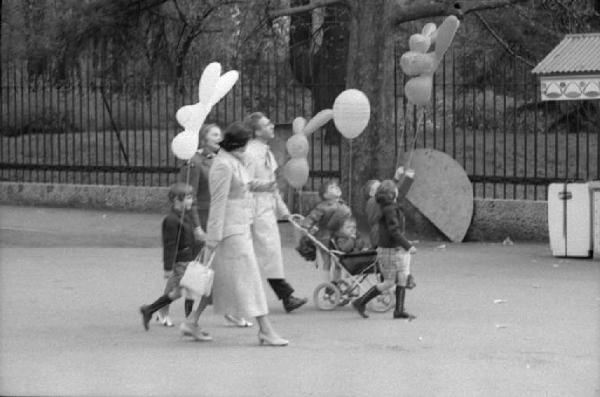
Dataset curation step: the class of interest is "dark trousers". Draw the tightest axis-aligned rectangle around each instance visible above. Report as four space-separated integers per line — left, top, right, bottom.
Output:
267 279 294 301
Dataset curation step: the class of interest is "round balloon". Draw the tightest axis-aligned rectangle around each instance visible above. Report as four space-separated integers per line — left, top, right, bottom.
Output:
286 134 309 158
405 75 433 106
171 130 199 160
283 157 309 189
332 89 371 140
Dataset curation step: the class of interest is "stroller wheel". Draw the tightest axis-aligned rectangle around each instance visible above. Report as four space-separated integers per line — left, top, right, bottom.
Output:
333 280 352 306
367 289 394 313
313 282 340 311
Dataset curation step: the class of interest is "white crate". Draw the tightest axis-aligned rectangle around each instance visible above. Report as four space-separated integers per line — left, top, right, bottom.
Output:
589 181 600 259
548 183 593 258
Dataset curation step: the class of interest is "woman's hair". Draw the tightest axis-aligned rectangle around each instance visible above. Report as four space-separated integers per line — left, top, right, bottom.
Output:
243 112 265 135
168 182 193 203
318 179 339 200
199 123 220 145
375 179 398 204
363 179 381 200
220 121 252 152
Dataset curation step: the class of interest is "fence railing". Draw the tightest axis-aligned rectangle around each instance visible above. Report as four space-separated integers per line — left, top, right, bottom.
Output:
1 47 598 200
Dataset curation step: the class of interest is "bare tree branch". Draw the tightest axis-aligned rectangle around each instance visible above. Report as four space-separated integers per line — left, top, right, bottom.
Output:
390 0 530 25
268 0 347 18
474 11 535 67
171 0 189 26
268 0 530 25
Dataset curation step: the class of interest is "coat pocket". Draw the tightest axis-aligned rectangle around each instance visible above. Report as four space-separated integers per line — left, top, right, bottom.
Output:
222 224 248 238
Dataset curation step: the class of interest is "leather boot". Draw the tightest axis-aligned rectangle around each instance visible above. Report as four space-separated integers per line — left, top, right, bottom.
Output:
140 295 172 330
184 299 194 317
393 286 416 320
351 286 380 318
283 295 308 313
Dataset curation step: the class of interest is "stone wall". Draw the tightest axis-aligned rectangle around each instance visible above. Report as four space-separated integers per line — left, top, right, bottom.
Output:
0 182 549 242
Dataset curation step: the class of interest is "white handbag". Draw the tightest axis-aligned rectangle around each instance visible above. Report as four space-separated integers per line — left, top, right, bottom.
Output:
180 249 215 299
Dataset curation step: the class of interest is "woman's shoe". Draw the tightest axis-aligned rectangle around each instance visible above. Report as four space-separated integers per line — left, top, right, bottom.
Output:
156 312 174 327
180 322 213 342
224 314 253 328
258 331 288 346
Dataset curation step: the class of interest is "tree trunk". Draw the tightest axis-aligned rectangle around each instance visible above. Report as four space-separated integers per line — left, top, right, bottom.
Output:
341 0 398 217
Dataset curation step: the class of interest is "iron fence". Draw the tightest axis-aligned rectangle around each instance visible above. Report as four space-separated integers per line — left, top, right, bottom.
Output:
0 51 341 191
1 46 599 200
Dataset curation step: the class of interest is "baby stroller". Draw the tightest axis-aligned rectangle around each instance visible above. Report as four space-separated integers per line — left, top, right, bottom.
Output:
289 214 394 312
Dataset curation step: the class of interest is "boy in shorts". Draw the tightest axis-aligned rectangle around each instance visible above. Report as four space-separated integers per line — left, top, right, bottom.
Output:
139 183 211 340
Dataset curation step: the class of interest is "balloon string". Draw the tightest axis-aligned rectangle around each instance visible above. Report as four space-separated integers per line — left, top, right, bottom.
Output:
395 109 408 169
406 106 424 169
171 159 193 269
348 139 353 207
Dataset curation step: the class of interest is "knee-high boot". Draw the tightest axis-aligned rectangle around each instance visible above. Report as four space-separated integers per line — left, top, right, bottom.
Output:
393 286 416 320
351 286 381 318
184 299 194 317
140 295 173 330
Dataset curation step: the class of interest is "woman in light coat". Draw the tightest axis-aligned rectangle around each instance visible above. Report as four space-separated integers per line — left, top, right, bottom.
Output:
205 122 288 346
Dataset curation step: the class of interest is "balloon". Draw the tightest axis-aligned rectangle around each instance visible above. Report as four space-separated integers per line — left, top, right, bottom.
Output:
434 16 460 61
286 134 309 158
400 52 436 76
292 117 307 135
198 62 222 104
209 70 239 106
400 16 459 107
405 75 433 106
175 104 195 129
283 157 309 189
421 23 437 40
175 102 209 132
332 89 371 139
171 130 199 160
409 34 431 53
303 109 333 135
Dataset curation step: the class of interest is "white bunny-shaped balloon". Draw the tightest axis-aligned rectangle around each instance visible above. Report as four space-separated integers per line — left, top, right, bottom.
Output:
400 16 460 107
171 62 239 160
282 109 333 189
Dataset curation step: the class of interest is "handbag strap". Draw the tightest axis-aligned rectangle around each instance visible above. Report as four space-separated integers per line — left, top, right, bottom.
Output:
195 248 216 269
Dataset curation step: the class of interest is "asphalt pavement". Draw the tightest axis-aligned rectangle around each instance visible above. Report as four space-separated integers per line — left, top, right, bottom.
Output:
0 205 598 397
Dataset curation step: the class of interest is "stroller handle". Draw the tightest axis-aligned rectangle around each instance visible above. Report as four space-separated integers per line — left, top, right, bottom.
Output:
288 213 332 254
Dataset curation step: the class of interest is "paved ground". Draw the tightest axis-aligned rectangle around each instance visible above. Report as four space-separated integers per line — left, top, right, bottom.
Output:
0 205 599 397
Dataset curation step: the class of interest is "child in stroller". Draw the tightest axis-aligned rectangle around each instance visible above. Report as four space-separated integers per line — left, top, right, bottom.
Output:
298 180 352 285
290 214 395 312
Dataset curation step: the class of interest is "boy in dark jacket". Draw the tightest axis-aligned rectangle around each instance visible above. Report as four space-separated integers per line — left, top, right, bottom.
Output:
364 166 414 248
352 179 417 320
139 183 211 340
